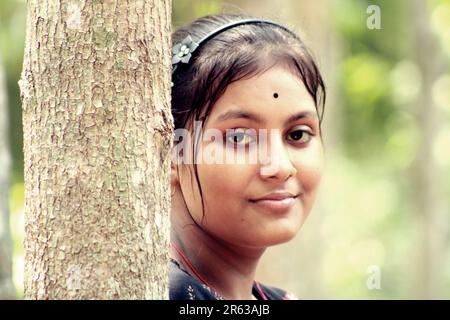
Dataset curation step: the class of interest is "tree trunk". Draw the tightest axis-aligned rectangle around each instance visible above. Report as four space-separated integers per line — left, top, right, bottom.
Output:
19 0 173 299
0 48 16 300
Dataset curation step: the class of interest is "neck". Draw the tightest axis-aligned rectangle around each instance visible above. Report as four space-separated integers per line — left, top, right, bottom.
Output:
170 212 266 300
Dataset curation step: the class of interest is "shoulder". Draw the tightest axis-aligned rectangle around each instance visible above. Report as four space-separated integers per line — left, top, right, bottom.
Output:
256 282 299 300
169 259 224 300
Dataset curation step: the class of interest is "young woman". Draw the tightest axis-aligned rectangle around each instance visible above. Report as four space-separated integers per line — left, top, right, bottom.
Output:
169 13 326 300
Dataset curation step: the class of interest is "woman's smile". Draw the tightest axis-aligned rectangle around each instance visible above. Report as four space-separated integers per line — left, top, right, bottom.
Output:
248 190 301 214
249 196 299 214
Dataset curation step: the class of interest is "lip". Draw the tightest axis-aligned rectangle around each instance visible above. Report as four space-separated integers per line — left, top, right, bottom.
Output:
249 191 300 214
250 191 299 201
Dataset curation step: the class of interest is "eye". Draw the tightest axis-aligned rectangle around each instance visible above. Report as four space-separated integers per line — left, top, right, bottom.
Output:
225 128 256 146
286 129 313 144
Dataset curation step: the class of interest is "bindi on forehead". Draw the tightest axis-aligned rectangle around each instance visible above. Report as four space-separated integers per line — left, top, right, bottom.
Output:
273 92 279 98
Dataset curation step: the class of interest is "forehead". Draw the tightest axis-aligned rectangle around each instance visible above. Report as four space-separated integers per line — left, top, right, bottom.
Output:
206 66 317 124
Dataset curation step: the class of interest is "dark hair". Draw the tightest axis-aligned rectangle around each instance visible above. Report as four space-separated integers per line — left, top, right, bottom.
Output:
171 13 326 223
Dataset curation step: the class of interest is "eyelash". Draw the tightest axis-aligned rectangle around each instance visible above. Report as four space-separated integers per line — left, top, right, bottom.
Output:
224 128 314 147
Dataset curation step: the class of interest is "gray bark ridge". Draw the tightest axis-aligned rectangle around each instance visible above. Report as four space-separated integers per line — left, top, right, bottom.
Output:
19 0 173 299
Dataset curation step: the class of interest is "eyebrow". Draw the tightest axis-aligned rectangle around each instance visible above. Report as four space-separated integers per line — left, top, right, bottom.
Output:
214 109 319 126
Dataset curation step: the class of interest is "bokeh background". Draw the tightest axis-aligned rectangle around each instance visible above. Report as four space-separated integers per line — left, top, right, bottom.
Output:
1 0 449 299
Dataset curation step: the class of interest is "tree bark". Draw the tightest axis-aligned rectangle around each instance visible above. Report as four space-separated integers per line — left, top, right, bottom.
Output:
19 0 172 299
0 48 16 300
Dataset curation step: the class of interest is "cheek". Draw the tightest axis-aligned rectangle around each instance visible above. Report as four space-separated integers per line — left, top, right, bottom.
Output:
296 145 324 209
177 166 206 221
198 163 251 203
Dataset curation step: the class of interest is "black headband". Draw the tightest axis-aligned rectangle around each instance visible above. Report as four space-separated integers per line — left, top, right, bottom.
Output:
171 18 299 76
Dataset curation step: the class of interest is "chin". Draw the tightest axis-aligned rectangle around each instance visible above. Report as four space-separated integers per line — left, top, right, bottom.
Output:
261 226 301 246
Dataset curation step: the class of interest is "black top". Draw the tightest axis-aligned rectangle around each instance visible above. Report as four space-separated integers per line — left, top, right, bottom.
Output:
169 259 298 300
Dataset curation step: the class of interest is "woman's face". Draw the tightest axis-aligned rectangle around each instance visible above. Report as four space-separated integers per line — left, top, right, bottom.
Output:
173 66 324 249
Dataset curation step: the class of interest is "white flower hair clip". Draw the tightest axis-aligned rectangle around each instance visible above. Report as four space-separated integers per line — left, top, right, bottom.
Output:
172 35 199 66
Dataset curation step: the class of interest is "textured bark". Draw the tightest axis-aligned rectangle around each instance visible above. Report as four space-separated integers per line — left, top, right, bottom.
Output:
0 50 16 300
19 0 173 299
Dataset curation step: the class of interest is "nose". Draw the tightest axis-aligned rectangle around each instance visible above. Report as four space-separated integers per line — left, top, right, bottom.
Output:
259 131 297 181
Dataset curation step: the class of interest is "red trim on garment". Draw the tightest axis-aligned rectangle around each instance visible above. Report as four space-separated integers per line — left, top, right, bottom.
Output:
254 281 268 300
170 242 216 290
172 241 267 300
